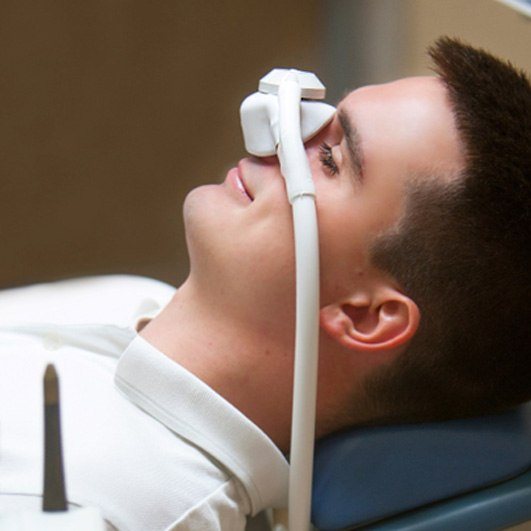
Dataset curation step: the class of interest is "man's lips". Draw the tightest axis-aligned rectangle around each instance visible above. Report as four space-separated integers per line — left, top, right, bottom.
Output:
225 166 253 202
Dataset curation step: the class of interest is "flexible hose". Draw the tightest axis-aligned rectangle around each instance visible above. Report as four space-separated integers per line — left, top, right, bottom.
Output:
278 72 320 531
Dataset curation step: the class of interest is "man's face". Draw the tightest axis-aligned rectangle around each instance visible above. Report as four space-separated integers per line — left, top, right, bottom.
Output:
183 76 463 338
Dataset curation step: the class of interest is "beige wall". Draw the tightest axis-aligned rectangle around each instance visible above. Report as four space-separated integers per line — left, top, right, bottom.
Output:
0 1 319 288
404 0 531 75
2 1 529 290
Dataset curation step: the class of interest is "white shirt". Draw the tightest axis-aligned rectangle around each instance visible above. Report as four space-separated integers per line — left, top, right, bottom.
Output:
0 275 288 530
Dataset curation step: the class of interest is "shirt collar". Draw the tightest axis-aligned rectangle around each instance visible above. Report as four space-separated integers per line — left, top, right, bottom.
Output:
114 335 289 514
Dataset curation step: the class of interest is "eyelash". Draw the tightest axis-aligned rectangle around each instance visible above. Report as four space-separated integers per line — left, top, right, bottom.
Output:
319 142 338 175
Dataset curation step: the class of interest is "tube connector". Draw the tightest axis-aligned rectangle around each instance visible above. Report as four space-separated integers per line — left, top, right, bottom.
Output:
259 68 327 100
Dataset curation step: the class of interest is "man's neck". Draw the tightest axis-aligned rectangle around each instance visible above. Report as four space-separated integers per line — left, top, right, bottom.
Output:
139 279 295 452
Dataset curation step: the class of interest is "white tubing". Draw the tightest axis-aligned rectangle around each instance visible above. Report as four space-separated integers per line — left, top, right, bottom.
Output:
288 197 320 531
278 72 320 531
277 74 315 203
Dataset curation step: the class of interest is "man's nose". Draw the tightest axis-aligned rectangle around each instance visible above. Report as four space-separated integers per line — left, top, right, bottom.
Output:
259 154 279 165
248 134 321 180
254 135 319 164
246 154 280 169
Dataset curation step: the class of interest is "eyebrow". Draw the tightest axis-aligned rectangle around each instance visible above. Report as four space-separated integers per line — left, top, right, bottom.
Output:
337 107 364 180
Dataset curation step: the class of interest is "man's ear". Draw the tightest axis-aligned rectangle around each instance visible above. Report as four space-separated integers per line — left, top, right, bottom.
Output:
319 287 420 352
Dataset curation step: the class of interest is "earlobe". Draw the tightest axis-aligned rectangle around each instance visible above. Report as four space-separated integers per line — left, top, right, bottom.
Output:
320 290 420 353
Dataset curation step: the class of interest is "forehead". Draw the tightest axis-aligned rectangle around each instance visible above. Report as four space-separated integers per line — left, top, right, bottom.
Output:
337 76 465 179
338 76 447 111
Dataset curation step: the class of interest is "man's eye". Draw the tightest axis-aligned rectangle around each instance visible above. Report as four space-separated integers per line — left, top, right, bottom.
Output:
319 143 339 175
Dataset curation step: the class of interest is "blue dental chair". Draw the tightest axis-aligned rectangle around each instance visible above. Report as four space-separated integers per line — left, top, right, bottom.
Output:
312 401 531 530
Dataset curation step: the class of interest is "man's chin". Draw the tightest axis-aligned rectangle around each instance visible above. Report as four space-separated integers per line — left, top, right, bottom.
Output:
183 183 216 210
183 184 220 225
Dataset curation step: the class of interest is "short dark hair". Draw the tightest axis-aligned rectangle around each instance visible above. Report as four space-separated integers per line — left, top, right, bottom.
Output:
364 37 531 423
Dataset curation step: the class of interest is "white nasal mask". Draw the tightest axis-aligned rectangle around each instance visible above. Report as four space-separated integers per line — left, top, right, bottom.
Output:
240 69 336 157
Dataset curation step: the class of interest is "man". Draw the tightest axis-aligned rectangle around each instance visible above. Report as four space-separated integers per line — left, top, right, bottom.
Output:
0 38 529 530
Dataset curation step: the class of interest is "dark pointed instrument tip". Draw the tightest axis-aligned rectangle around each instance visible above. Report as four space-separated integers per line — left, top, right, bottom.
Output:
44 364 59 405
